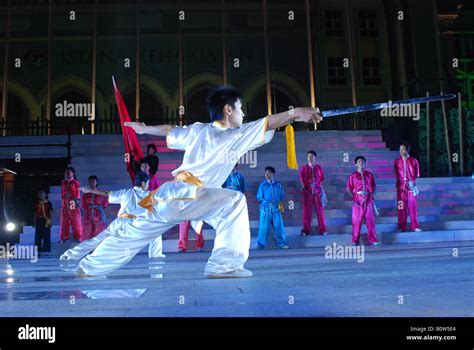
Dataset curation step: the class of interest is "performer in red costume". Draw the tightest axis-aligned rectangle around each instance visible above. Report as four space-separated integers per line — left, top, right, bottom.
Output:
346 156 380 246
178 221 204 252
81 175 108 240
59 166 82 242
299 150 328 236
394 142 422 232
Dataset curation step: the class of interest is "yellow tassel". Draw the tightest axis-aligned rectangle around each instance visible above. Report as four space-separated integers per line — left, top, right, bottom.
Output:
285 124 298 169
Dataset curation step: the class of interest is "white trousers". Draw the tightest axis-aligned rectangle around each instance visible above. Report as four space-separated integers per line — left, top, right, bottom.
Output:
147 235 163 258
77 187 249 276
61 218 163 261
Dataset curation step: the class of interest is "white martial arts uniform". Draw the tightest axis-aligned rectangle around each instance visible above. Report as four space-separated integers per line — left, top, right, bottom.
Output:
60 186 165 261
77 117 275 276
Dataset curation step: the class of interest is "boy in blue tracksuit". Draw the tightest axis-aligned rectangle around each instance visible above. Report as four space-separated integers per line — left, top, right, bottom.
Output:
222 164 246 193
256 166 289 249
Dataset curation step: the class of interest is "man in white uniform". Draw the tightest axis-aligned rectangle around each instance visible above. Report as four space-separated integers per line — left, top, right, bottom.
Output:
76 86 321 278
60 171 166 261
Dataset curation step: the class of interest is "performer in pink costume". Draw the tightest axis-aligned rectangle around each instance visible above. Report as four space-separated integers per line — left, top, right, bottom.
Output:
178 221 204 252
394 142 422 232
140 161 160 191
299 150 328 236
346 156 380 246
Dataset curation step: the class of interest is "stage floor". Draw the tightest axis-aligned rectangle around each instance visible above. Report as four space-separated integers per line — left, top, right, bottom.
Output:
0 242 472 317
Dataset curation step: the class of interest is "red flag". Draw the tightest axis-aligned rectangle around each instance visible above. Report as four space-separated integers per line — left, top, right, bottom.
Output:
112 76 144 184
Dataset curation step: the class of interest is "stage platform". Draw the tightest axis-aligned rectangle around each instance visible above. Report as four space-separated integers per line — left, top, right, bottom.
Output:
0 242 472 317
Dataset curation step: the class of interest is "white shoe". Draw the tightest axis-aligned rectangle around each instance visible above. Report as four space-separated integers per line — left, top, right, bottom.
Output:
151 253 166 258
205 267 253 279
75 267 91 277
74 267 106 279
59 254 70 261
322 231 329 236
414 228 422 232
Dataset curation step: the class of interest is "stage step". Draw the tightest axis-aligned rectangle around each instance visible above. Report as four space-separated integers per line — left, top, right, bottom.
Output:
18 226 474 255
8 129 474 250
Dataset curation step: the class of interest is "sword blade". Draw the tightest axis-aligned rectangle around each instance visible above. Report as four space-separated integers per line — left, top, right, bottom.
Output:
321 94 456 118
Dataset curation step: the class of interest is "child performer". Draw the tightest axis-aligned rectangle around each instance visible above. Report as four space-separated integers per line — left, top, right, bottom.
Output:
346 156 380 246
178 221 204 253
222 164 245 193
59 166 82 243
140 160 160 190
394 142 422 232
34 190 53 255
81 175 108 240
299 150 328 236
140 160 165 258
256 166 289 249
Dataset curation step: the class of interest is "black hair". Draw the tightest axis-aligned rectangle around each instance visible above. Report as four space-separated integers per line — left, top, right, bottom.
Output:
146 143 157 152
400 141 411 152
265 166 276 174
307 150 317 157
66 166 75 174
354 156 366 164
37 190 49 199
134 171 150 187
65 166 76 179
206 85 243 122
88 175 99 182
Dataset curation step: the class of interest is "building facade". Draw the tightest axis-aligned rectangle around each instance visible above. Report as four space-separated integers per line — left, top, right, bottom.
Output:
0 0 470 135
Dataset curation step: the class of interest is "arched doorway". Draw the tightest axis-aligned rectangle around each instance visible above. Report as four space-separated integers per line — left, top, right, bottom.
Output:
185 86 213 124
248 87 298 118
4 93 31 135
123 88 165 124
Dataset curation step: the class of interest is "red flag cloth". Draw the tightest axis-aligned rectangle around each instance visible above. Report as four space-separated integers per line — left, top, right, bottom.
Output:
112 76 144 184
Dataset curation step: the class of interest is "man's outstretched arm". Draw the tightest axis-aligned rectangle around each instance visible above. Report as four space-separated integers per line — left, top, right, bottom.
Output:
123 122 175 136
267 107 322 130
124 106 322 134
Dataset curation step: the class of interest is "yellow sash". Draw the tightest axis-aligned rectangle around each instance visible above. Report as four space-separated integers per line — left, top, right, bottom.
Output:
118 213 137 219
138 188 159 211
174 171 204 188
138 171 204 210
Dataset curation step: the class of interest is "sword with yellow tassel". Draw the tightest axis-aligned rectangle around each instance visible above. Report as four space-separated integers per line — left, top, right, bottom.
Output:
284 94 456 169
